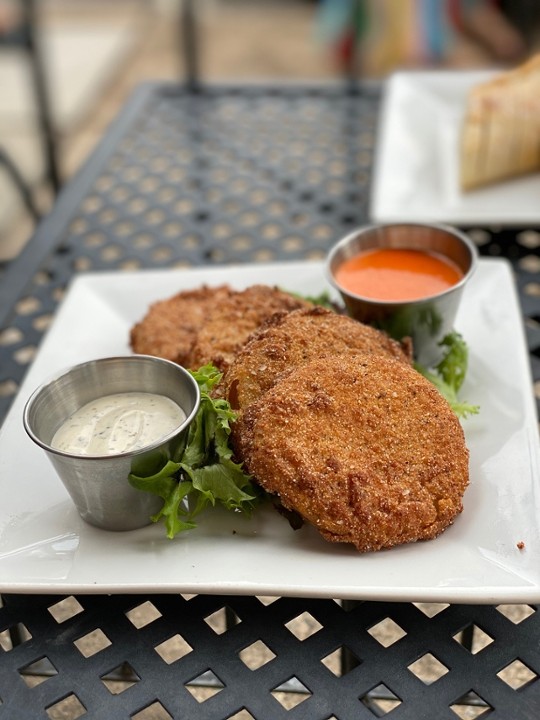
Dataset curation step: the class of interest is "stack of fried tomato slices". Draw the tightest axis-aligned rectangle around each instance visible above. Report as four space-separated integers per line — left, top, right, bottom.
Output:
131 285 469 552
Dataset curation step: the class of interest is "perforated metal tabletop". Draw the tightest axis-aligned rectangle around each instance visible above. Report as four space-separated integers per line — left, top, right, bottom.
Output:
0 82 540 719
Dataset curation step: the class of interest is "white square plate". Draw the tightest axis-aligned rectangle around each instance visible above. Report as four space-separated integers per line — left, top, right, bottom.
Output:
0 260 538 602
370 70 540 225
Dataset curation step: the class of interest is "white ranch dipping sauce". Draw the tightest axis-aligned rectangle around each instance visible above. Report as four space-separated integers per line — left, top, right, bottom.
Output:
51 392 186 456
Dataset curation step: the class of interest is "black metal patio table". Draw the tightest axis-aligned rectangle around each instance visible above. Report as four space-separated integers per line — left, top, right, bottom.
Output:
0 81 539 720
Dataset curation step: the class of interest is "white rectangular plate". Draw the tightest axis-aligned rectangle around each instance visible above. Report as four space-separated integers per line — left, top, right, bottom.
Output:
370 69 540 225
0 260 539 603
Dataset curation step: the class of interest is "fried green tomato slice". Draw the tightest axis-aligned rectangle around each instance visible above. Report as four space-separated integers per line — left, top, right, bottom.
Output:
186 285 312 373
235 353 469 552
130 285 234 366
220 306 411 412
130 284 311 372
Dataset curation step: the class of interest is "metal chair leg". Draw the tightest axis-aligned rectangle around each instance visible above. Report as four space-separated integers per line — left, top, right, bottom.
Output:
180 0 199 91
0 147 41 220
21 0 62 194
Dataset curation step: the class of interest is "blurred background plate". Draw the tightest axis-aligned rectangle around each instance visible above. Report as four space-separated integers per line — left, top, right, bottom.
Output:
369 69 540 226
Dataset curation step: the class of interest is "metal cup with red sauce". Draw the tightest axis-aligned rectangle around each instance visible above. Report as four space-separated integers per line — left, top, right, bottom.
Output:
326 222 478 366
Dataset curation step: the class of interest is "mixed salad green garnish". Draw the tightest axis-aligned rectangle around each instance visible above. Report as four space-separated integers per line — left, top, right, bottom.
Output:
289 289 337 310
415 331 479 419
129 365 261 539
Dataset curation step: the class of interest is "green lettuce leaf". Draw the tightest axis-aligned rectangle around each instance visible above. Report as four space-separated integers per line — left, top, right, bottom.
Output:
286 289 340 311
129 364 262 538
415 331 479 419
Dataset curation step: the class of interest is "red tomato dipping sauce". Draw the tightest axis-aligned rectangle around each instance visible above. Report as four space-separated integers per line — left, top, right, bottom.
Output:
334 248 463 302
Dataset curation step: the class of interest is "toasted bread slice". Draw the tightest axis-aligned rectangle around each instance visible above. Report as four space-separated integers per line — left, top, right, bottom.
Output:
460 54 540 191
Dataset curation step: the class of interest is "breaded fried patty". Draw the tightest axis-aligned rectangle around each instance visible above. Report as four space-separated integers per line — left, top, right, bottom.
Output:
130 284 311 371
235 354 469 552
220 306 411 412
130 285 232 365
187 285 312 372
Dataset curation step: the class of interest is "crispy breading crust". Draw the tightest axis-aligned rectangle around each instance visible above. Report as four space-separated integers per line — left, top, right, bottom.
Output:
130 284 311 371
235 354 469 552
219 306 411 411
186 285 312 372
130 285 233 366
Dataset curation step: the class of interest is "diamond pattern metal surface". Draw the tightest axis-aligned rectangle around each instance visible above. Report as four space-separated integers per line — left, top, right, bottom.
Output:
1 595 540 719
